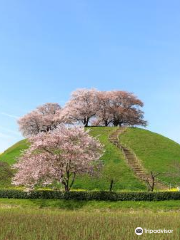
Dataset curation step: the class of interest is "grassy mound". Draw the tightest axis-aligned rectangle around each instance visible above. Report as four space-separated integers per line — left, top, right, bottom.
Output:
73 127 146 190
1 127 180 191
120 128 180 187
0 139 29 165
0 127 145 191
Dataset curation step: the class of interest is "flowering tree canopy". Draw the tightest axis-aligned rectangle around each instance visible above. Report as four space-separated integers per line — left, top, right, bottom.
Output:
18 89 147 131
61 89 98 127
95 91 113 126
12 125 104 191
88 90 147 127
18 103 62 137
107 91 147 127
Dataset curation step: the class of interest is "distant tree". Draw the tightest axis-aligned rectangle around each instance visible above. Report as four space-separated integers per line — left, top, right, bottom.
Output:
95 91 113 126
18 103 62 137
108 91 147 127
18 90 147 133
12 125 104 192
92 90 147 127
61 89 98 127
145 171 161 192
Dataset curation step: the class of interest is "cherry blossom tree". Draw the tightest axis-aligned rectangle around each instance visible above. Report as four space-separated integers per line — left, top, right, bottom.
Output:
61 89 98 127
108 91 147 127
18 90 147 133
12 124 104 192
92 90 147 127
95 91 113 126
18 103 62 137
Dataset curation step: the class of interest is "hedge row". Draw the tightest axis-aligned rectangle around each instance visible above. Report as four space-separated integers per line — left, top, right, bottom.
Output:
0 190 180 201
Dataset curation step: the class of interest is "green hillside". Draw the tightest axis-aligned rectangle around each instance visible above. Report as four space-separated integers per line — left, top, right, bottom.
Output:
120 128 180 187
74 127 146 191
0 127 180 190
0 140 30 165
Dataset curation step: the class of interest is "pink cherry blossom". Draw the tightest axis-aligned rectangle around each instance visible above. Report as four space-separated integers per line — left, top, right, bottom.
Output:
18 103 62 137
61 88 99 127
12 124 104 191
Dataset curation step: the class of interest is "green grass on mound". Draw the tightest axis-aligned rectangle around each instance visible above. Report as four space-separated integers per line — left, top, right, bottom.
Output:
0 140 29 165
73 127 146 191
1 127 180 191
120 128 180 187
0 127 145 191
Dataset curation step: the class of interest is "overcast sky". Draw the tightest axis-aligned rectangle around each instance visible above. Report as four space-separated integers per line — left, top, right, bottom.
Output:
0 0 180 152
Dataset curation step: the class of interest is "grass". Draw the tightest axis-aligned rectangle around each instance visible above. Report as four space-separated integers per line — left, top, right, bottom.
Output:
74 127 146 191
0 139 29 165
0 199 180 239
1 198 180 211
120 128 180 186
0 190 180 240
1 127 180 191
0 127 146 191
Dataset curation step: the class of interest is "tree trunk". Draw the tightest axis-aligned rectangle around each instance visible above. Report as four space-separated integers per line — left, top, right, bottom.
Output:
113 121 119 126
84 117 89 127
63 173 76 192
146 172 156 192
150 172 155 192
64 184 70 192
104 120 108 126
113 119 123 127
109 179 114 192
64 170 70 192
118 122 123 127
69 173 76 190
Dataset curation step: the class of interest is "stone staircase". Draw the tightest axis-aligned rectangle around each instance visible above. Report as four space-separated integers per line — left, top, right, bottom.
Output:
109 128 166 190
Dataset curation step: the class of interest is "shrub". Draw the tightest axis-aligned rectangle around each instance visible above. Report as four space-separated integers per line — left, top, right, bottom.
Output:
0 190 180 201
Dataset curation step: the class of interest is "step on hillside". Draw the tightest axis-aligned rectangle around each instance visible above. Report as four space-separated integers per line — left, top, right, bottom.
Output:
109 128 166 190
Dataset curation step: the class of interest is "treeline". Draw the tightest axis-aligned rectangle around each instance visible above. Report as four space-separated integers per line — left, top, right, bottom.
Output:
18 88 147 137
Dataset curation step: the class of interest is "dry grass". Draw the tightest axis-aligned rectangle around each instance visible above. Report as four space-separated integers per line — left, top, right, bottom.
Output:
0 208 180 240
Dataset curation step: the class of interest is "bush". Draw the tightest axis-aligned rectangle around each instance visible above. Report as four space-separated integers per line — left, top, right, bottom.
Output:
0 190 180 201
0 161 13 187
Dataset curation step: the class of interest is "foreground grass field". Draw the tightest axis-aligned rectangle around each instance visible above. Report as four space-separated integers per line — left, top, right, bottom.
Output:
0 199 180 240
1 198 180 211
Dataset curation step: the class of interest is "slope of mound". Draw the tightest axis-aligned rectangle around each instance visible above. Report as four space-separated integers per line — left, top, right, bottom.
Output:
0 140 30 165
1 127 180 190
0 127 146 191
74 127 146 190
120 128 180 186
